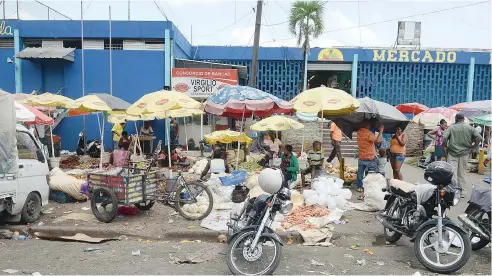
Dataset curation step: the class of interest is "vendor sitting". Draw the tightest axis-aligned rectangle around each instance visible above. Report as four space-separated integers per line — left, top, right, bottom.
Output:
110 131 132 166
118 131 132 151
301 141 323 186
200 149 230 180
281 145 299 189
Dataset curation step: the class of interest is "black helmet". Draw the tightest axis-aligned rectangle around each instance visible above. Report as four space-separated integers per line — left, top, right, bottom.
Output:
424 161 454 185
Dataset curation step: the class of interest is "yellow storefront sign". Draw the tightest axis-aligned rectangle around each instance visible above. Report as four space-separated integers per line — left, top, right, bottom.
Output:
373 49 457 63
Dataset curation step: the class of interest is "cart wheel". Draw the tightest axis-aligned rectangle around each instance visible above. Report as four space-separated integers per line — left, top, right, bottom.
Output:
91 187 118 223
134 200 155 211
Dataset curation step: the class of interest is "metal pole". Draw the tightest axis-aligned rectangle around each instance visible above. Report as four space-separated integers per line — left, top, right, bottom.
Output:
303 50 308 91
128 0 130 21
81 1 87 152
249 0 263 88
351 54 359 98
16 0 19 19
47 8 50 20
236 109 246 168
3 0 5 20
190 25 193 46
109 6 113 96
467 57 475 102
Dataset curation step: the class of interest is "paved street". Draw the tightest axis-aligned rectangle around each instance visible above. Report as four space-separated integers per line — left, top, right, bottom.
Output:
1 160 490 275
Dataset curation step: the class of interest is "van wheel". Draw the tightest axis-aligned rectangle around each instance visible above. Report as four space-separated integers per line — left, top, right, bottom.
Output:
21 193 41 223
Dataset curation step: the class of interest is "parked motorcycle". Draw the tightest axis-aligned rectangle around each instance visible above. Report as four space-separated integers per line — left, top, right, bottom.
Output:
77 131 101 158
375 161 470 274
226 168 293 275
458 185 491 250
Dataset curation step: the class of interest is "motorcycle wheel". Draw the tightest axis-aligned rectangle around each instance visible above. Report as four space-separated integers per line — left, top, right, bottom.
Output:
174 181 213 221
384 201 402 244
414 224 471 274
227 230 282 275
466 208 490 251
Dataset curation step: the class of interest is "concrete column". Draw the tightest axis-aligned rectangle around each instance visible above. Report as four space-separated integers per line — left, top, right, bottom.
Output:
14 29 22 93
351 54 358 98
303 51 308 91
467 57 475 102
164 29 171 88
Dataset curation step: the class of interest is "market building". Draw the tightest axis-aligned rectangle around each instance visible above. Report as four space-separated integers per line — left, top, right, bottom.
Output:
0 19 490 151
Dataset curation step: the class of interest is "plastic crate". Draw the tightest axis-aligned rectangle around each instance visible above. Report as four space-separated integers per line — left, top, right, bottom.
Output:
220 170 247 186
88 170 144 204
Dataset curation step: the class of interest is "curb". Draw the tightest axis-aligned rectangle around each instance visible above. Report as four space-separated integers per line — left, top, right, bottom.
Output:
2 225 304 244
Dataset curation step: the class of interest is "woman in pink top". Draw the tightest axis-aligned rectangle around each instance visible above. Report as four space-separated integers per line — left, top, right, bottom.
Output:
427 119 448 161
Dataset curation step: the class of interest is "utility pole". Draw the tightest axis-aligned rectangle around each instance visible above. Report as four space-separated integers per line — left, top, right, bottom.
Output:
3 0 6 20
128 0 130 21
249 0 263 88
190 25 193 46
16 0 19 19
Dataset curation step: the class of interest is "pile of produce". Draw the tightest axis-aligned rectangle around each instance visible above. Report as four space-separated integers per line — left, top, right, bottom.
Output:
281 205 331 230
238 156 262 172
327 165 357 182
60 155 81 169
188 159 208 175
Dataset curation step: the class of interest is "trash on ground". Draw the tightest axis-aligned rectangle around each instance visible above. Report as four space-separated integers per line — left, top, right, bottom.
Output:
179 240 201 244
286 236 293 245
41 207 54 214
132 250 141 256
32 272 42 276
34 232 118 244
363 248 374 255
187 226 197 230
343 254 354 259
84 247 101 252
11 235 27 240
350 243 360 250
2 269 19 274
217 234 227 243
412 272 422 276
168 219 174 224
37 221 44 226
310 260 325 266
81 206 91 211
376 261 385 266
0 229 13 239
118 235 128 241
356 259 366 266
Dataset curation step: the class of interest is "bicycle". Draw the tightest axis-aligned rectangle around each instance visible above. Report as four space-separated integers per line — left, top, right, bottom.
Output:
137 144 214 221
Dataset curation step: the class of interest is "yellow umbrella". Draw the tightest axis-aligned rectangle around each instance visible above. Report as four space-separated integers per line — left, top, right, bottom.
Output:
290 87 359 116
68 95 112 112
251 115 304 131
26 92 75 108
126 90 201 115
204 130 252 145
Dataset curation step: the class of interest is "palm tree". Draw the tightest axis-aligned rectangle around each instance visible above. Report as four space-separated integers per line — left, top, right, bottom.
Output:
289 0 325 91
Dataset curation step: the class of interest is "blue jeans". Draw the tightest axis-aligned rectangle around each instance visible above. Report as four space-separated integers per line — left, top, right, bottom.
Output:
357 158 378 188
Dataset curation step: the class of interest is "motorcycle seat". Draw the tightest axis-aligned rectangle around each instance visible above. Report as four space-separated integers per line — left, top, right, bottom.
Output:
389 179 416 194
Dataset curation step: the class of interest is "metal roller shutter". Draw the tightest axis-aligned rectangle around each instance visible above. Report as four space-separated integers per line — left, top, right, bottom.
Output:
307 63 352 71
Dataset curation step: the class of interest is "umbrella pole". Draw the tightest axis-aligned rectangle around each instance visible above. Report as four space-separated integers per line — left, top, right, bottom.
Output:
100 116 105 169
167 117 172 177
49 110 55 158
320 110 324 145
236 109 245 169
301 128 305 153
184 119 189 152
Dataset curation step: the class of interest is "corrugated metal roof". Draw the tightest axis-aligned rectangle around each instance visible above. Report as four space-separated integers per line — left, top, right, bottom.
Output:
15 47 76 62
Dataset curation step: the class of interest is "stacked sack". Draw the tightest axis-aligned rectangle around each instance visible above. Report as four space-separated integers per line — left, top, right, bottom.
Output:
188 159 208 175
302 176 352 210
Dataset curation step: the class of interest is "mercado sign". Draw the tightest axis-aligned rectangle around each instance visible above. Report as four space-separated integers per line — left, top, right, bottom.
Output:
313 48 490 65
172 68 238 99
0 21 13 36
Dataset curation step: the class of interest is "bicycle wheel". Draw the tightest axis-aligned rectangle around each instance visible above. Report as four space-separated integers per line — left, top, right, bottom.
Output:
174 181 213 220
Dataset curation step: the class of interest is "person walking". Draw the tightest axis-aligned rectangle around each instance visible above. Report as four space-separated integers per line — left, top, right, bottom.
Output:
427 119 448 161
112 122 125 149
356 120 383 193
326 121 342 165
389 124 407 180
169 117 179 146
443 113 482 197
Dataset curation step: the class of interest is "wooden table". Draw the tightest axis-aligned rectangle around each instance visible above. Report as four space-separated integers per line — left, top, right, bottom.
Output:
139 136 156 155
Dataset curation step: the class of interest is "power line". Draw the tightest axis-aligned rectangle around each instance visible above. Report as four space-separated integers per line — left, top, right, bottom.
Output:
263 4 278 42
195 7 255 38
34 0 72 20
153 0 168 21
260 1 489 45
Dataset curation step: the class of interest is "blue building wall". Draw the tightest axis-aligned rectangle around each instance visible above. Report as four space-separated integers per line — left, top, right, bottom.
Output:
0 20 490 151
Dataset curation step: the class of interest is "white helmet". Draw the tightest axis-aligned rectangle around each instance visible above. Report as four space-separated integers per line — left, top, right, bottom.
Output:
258 168 283 194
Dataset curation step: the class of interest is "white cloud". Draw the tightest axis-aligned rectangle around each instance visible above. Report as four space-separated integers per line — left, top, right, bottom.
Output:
7 10 41 20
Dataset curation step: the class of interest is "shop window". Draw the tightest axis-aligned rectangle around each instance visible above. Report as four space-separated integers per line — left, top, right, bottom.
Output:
16 131 37 160
63 39 82 49
104 39 123 50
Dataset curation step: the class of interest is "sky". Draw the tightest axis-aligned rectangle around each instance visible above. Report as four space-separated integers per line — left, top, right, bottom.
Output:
2 0 491 49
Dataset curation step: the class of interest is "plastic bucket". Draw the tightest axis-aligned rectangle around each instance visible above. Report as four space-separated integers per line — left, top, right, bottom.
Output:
49 157 60 168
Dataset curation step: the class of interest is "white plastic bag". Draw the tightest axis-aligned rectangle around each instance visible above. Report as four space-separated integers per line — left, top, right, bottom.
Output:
305 193 325 206
339 189 353 200
325 195 337 210
359 172 387 211
333 195 348 209
303 189 317 200
49 168 86 200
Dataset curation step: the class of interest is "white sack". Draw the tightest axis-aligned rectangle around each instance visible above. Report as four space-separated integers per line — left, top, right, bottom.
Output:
49 167 86 200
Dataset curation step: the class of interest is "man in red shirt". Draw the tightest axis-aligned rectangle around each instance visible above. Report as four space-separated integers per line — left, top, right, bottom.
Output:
356 120 383 192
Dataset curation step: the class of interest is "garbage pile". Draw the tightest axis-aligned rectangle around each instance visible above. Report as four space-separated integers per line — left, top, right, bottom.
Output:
327 165 358 183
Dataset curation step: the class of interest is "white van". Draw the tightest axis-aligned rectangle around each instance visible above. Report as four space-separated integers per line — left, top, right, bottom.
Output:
0 124 50 223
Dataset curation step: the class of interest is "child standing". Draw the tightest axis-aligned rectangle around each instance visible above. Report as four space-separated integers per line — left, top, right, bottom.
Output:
377 148 388 176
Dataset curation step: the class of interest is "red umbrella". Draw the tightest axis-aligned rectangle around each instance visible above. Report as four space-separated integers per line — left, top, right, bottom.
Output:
15 102 54 125
396 103 429 115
